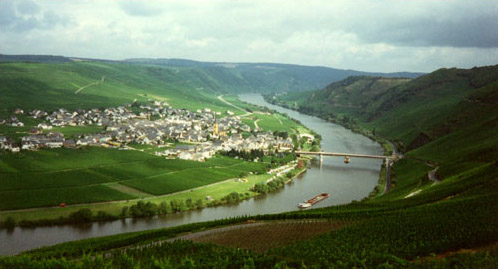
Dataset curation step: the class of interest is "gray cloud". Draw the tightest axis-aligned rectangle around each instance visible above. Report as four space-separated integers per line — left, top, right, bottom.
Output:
16 0 39 15
0 0 496 72
0 1 18 28
355 9 497 48
118 2 163 17
0 0 70 32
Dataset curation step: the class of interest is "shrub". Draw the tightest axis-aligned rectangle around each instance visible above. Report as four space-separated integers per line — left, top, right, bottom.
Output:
2 217 16 229
68 208 93 223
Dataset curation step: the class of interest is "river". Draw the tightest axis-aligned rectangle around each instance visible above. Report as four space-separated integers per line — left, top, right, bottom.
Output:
0 94 383 256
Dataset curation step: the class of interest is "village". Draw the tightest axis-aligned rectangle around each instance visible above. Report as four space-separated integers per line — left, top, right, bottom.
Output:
0 101 300 161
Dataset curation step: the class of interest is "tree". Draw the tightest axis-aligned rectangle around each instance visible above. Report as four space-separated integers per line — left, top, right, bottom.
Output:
2 217 16 229
311 145 320 152
159 201 172 214
120 206 129 217
253 183 269 194
225 192 240 204
96 210 112 220
170 199 184 212
186 198 193 209
69 208 93 223
195 199 205 209
129 201 158 217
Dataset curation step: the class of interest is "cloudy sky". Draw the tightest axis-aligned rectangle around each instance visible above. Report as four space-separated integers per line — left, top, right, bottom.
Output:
1 0 497 72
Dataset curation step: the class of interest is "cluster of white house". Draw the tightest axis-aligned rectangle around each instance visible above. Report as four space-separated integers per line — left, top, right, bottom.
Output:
43 107 136 127
0 115 24 127
155 132 294 162
0 104 300 161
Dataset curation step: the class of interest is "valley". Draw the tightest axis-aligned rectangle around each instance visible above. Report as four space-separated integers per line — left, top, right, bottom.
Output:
0 57 497 267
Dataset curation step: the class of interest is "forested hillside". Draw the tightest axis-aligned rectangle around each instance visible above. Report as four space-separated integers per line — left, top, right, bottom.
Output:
307 76 412 113
275 65 498 150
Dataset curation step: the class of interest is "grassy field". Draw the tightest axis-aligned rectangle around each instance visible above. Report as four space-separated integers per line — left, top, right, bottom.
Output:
0 118 103 142
242 113 300 133
0 116 44 141
0 62 249 118
122 166 251 195
0 185 135 210
0 174 272 222
0 147 268 210
217 94 312 135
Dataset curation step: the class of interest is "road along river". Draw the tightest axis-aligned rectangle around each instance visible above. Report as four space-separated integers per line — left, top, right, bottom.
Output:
0 94 383 256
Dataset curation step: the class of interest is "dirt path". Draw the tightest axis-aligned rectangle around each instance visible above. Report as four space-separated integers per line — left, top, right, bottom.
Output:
124 145 145 152
75 76 105 94
274 115 283 125
107 184 154 198
404 156 441 183
254 119 260 129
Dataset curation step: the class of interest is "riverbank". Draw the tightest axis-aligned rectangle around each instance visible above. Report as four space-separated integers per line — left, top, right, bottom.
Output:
2 94 383 255
0 158 309 228
262 96 397 156
262 95 397 200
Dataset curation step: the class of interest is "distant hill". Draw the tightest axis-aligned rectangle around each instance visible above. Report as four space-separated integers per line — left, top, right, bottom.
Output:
308 76 412 111
1 54 424 94
273 65 498 152
0 61 241 116
0 54 72 63
123 58 424 92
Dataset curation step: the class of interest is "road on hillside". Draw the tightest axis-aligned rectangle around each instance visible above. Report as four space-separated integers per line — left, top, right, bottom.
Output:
254 119 260 129
384 159 392 193
75 76 105 94
428 167 440 182
217 95 252 116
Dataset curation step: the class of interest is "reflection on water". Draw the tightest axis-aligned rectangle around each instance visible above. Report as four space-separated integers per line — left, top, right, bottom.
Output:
0 94 383 256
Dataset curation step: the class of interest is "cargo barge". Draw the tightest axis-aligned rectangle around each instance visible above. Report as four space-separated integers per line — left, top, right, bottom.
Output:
298 193 330 209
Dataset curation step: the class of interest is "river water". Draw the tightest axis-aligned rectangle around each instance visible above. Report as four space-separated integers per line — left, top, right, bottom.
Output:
0 94 383 256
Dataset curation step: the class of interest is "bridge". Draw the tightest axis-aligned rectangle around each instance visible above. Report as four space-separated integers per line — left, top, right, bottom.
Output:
296 151 395 193
296 151 393 160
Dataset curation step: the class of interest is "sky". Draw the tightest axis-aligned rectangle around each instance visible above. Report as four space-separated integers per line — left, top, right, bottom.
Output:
0 0 497 73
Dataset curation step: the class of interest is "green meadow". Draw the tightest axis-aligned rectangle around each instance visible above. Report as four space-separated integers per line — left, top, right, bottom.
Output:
1 61 239 118
0 147 268 210
0 173 272 222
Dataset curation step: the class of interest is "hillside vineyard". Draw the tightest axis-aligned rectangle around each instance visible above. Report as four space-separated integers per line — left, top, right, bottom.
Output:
1 57 497 267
